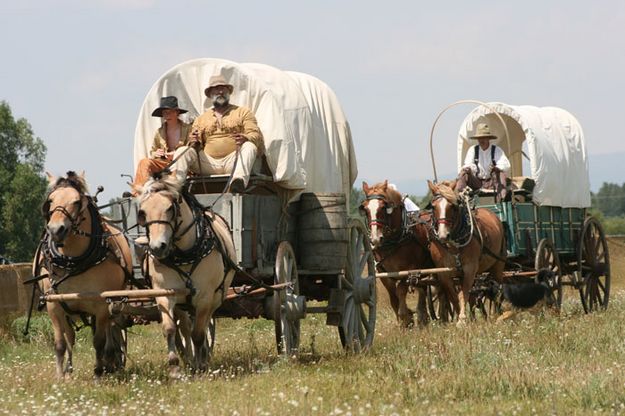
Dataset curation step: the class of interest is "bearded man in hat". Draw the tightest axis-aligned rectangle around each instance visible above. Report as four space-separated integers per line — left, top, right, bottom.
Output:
456 122 511 201
132 96 192 189
171 74 263 192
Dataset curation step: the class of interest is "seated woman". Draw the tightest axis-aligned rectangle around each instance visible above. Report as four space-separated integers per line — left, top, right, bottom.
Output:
132 96 192 191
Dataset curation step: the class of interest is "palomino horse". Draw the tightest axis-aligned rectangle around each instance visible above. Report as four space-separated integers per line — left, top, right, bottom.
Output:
34 171 132 378
361 180 433 327
134 174 236 375
427 180 506 324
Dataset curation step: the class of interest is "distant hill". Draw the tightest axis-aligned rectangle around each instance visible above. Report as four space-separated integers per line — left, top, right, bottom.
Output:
382 151 625 198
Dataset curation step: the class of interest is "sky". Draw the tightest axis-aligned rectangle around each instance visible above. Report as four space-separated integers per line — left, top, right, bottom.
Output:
1 1 624 200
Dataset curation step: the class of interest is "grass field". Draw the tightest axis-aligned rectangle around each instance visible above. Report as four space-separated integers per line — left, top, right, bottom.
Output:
0 241 623 415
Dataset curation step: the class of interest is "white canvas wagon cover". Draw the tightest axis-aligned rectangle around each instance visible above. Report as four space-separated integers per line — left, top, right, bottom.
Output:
134 58 357 198
457 103 590 208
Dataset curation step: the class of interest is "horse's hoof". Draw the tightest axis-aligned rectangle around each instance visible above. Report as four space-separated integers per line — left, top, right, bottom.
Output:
94 366 104 378
104 364 117 374
168 365 182 380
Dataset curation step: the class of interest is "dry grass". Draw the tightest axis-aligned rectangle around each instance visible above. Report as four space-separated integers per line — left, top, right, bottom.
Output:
0 241 623 415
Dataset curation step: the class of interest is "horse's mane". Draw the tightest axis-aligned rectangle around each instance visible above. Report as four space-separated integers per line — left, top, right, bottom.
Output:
437 180 458 205
141 175 182 202
51 171 89 194
368 182 403 206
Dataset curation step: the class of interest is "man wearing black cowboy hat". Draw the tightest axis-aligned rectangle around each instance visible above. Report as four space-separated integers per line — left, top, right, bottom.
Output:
456 122 511 201
132 96 192 189
171 74 263 193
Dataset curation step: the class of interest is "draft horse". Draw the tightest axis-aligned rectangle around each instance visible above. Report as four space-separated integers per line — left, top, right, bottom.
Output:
34 171 133 378
427 180 506 324
360 180 434 327
134 173 236 375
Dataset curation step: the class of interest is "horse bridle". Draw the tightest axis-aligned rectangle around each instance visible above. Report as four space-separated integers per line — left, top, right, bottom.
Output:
42 187 87 233
361 193 398 230
138 195 184 242
431 194 455 231
430 193 474 248
361 193 407 243
138 193 201 250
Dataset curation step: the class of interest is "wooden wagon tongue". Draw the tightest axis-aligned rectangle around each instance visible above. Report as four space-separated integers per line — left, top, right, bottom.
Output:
42 282 293 303
375 267 539 280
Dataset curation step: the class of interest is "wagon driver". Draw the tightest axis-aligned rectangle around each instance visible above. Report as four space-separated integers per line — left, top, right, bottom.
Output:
456 122 511 202
171 75 264 193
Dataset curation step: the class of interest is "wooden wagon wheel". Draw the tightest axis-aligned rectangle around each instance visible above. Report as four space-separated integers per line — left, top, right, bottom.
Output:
577 217 610 313
535 238 563 309
339 219 376 352
426 285 455 322
273 241 302 357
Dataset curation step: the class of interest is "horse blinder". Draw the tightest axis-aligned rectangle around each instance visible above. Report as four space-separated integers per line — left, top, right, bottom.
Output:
41 200 51 221
358 203 368 217
137 209 147 227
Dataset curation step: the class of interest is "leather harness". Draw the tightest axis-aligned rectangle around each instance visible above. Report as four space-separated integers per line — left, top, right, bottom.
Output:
142 191 233 311
362 193 429 270
35 187 131 328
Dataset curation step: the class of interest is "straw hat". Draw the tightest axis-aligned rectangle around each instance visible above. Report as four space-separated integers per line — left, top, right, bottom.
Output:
470 123 497 140
204 75 234 97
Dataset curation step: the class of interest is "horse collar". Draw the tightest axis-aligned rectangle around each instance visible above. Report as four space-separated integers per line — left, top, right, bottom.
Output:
40 202 110 289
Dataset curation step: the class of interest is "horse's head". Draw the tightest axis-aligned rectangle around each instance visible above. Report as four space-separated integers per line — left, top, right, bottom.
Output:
360 180 404 248
428 179 459 242
134 174 183 259
43 171 90 243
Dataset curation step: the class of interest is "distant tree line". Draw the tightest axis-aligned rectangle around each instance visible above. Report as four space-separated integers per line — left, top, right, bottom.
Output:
0 101 48 262
591 183 625 217
591 183 625 235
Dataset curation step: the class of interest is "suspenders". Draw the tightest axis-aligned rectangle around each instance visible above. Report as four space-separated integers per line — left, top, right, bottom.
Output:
473 145 497 172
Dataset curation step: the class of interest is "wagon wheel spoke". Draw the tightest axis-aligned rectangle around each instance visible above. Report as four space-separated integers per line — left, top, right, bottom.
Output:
593 234 602 256
273 241 301 357
357 253 369 278
359 305 371 333
535 239 563 309
339 219 376 352
340 275 354 291
577 218 611 313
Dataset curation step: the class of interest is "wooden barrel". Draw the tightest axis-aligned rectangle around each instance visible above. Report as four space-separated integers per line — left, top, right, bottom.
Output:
297 193 348 271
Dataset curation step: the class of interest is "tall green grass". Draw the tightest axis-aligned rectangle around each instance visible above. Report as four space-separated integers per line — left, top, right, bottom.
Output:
1 291 625 415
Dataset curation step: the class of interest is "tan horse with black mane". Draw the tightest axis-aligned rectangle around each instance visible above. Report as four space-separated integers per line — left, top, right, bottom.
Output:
133 173 236 376
34 171 132 378
427 180 506 324
361 180 435 327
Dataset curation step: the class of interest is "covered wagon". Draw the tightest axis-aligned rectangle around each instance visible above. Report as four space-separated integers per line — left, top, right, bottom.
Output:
118 58 377 354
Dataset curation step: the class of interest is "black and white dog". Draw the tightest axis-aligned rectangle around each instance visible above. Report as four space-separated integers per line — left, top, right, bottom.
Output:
496 269 558 322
